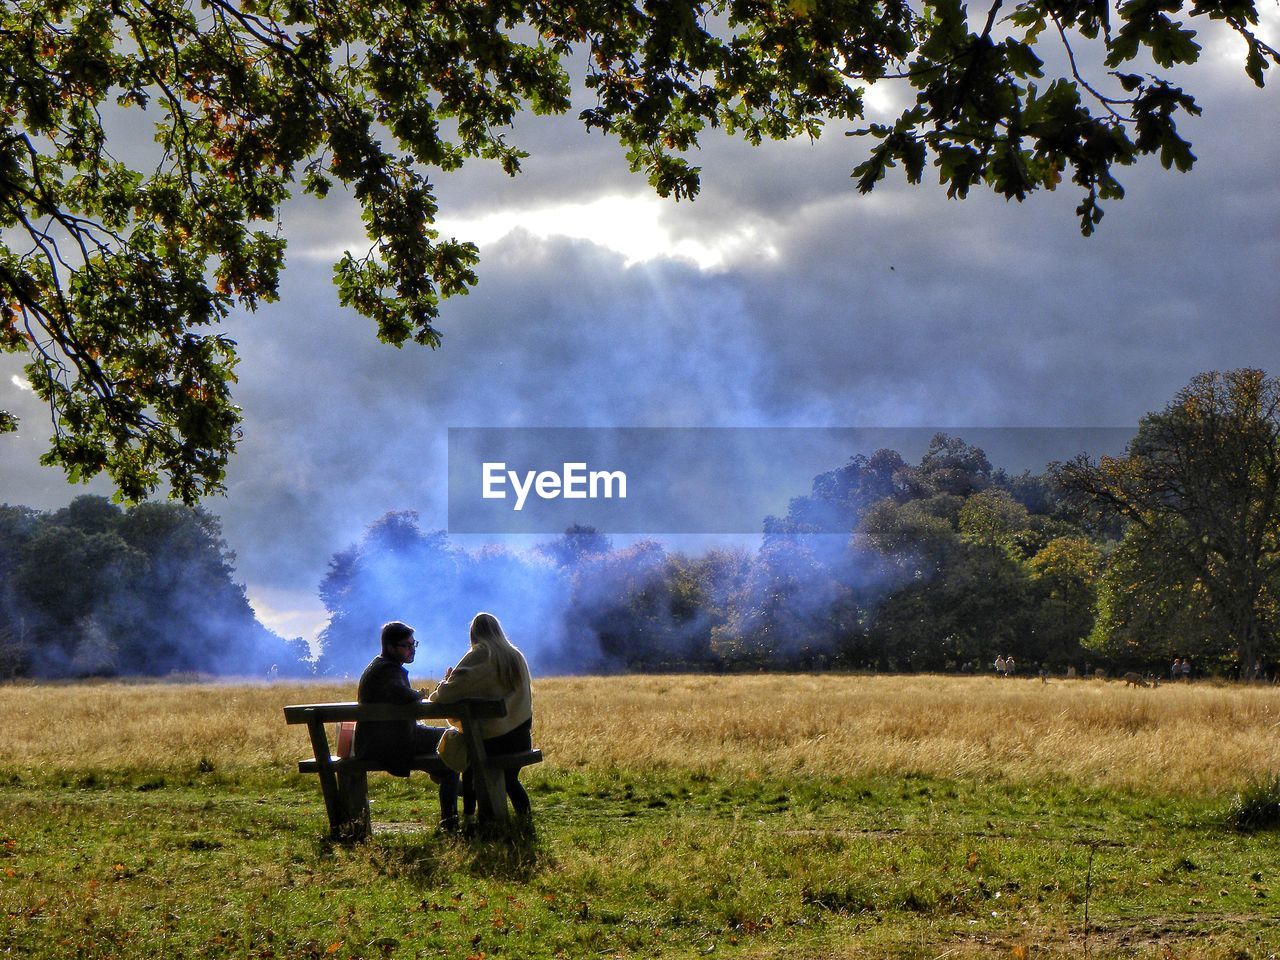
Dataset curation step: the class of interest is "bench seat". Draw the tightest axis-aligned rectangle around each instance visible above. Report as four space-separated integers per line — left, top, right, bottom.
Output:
298 749 542 775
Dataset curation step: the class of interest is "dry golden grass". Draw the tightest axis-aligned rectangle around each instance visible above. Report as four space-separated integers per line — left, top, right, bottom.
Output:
539 673 1280 793
3 674 1279 793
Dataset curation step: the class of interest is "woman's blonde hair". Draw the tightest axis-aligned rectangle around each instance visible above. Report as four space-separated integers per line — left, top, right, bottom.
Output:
469 612 529 692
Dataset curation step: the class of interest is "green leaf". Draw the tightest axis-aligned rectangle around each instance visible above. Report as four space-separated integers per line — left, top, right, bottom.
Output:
1003 39 1044 78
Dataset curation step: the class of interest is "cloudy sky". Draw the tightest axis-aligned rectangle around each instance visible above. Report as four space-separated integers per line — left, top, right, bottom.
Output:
1 16 1276 645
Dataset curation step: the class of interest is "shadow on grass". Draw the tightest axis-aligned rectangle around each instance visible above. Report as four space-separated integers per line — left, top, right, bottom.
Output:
458 826 547 882
317 820 549 884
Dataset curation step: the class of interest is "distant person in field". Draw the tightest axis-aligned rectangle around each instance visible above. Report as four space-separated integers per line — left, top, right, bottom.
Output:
429 612 534 820
1181 658 1191 681
1005 656 1016 676
995 655 1006 677
355 620 461 831
1171 658 1182 681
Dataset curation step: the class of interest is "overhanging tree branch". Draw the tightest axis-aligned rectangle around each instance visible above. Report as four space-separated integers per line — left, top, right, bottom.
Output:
0 0 1274 500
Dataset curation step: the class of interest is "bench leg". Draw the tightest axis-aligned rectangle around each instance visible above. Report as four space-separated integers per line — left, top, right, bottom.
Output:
459 723 506 825
334 770 371 841
304 720 347 838
474 764 507 825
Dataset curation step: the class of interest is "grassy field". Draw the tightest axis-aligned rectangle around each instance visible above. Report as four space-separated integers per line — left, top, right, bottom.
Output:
2 674 1279 958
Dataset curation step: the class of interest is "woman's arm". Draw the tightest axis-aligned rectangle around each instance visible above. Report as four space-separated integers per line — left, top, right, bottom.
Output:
427 646 497 703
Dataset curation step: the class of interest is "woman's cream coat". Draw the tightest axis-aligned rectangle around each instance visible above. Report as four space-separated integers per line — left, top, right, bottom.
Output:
427 643 533 740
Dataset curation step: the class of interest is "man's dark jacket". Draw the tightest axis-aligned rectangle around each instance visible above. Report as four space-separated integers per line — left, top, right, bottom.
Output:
354 655 424 777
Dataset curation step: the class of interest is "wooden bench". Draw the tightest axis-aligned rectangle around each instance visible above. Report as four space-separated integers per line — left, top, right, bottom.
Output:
283 699 542 840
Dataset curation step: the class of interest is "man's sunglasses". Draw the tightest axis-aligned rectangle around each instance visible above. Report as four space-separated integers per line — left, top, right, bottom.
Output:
398 639 418 649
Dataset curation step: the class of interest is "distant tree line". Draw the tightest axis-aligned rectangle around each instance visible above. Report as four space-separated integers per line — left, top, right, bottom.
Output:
316 370 1280 680
0 498 306 678
5 369 1276 681
315 438 1108 677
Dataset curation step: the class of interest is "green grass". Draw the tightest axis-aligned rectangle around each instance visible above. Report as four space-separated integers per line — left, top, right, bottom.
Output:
1225 775 1280 833
3 765 1279 959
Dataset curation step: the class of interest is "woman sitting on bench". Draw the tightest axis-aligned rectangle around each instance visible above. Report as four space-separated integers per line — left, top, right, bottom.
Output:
429 612 534 818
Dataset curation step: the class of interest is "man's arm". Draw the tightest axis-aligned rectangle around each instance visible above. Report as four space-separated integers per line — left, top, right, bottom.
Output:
362 660 426 704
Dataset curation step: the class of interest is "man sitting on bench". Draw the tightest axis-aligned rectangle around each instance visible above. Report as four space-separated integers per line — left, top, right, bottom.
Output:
355 621 461 831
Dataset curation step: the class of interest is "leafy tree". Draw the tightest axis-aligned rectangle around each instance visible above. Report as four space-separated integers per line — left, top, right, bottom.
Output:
1085 522 1222 665
714 536 858 668
861 495 1039 670
316 512 572 675
52 494 127 535
2 0 1275 499
957 487 1032 555
860 492 967 580
1025 534 1101 665
765 448 910 537
317 511 467 675
534 525 614 569
564 547 732 670
0 505 40 675
999 469 1058 515
957 485 1082 563
14 521 147 643
1 494 299 676
857 440 1100 671
1056 369 1280 673
905 433 995 499
565 539 674 670
117 500 291 674
669 547 751 668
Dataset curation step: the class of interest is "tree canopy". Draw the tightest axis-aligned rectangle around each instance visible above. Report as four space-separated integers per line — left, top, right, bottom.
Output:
310 432 1111 676
1056 369 1280 672
0 494 306 677
1 0 1276 500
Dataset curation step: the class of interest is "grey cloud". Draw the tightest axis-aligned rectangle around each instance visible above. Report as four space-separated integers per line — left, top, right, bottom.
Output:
0 360 117 508
214 234 779 593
